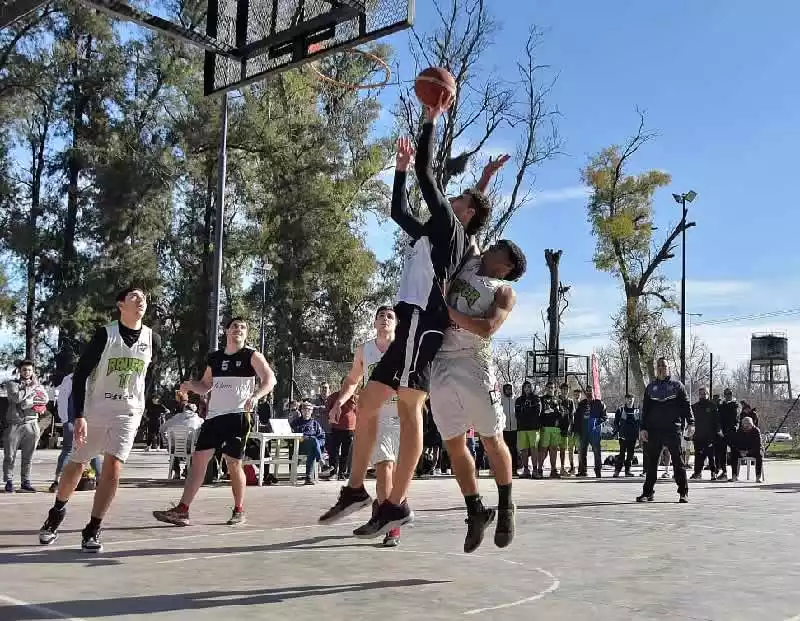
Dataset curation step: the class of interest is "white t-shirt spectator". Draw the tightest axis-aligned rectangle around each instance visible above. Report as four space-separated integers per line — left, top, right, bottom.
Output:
57 374 73 424
161 405 203 437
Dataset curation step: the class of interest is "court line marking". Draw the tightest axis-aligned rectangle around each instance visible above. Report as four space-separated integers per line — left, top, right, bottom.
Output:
0 594 88 621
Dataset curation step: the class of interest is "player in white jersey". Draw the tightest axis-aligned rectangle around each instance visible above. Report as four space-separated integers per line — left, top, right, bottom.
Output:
328 306 401 547
39 287 160 552
429 240 527 553
153 317 276 527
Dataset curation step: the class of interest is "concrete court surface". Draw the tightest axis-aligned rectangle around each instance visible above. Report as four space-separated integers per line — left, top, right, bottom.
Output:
1 449 800 621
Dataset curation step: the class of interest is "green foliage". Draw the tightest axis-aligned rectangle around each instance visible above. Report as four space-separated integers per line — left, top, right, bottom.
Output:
0 7 395 395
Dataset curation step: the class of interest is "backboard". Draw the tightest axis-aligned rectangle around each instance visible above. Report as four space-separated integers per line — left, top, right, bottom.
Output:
203 0 414 95
1 0 47 28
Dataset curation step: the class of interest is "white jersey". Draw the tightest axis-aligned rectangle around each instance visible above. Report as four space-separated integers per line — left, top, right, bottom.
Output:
396 236 435 309
361 339 399 425
441 257 505 358
84 321 153 419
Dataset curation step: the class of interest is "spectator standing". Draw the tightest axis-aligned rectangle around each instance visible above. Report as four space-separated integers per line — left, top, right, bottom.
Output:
613 394 640 477
324 377 357 480
161 403 204 479
576 387 607 478
730 416 763 482
145 397 170 451
500 384 517 475
691 386 720 480
291 401 326 485
515 381 541 478
3 360 47 493
538 381 562 478
637 357 694 503
557 384 575 476
716 388 740 482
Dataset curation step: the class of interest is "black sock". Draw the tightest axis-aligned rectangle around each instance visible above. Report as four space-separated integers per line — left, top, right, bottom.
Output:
53 499 67 512
497 483 512 510
87 516 102 532
464 494 484 515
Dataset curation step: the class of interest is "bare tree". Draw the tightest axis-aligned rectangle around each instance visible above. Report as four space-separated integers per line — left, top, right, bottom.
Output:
493 340 527 388
394 1 560 243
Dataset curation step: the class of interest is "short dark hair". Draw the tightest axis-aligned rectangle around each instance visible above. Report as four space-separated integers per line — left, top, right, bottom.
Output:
463 188 491 237
560 383 569 390
225 316 248 329
116 286 147 303
545 380 555 387
18 359 35 369
496 239 527 281
625 393 633 399
375 305 394 319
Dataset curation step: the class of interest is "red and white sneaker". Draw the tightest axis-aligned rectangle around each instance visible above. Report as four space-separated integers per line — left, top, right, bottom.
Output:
382 528 401 547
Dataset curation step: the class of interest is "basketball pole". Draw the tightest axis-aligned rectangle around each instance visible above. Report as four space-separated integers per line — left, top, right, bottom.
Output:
209 91 229 354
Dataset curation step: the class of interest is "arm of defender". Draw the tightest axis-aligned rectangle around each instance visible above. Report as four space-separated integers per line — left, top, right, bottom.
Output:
447 286 515 339
330 345 366 423
475 154 511 193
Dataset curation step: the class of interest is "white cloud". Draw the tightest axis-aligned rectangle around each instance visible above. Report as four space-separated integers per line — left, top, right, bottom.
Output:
531 185 591 206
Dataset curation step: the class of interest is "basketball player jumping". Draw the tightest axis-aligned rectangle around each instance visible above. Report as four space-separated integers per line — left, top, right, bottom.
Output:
153 317 275 526
430 241 526 552
319 94 506 538
329 306 402 547
38 287 160 552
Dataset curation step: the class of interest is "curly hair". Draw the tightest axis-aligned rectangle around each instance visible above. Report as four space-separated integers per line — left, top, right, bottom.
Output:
463 188 492 236
496 239 527 281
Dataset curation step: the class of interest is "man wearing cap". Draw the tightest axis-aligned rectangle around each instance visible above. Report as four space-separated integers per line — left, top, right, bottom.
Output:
291 401 326 485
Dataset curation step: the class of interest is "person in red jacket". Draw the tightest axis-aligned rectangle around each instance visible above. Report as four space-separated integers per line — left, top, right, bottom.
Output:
323 377 358 480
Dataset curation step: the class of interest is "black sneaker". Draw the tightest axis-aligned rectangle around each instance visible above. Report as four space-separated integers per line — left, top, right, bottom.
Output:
678 494 689 504
353 500 414 539
636 493 654 502
494 505 515 549
463 507 496 554
689 473 702 481
318 486 372 524
19 481 37 493
48 481 59 493
39 507 66 545
81 527 103 553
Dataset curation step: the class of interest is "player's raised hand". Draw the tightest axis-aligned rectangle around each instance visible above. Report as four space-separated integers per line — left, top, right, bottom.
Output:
477 153 511 192
395 136 415 171
425 90 454 123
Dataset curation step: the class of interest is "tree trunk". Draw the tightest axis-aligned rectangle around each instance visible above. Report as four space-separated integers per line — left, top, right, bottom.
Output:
624 296 647 393
545 249 562 379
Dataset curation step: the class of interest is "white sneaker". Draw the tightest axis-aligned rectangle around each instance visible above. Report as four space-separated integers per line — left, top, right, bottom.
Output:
756 476 763 483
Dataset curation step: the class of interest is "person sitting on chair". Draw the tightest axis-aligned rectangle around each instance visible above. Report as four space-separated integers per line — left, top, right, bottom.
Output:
291 401 326 486
730 416 763 483
161 402 203 480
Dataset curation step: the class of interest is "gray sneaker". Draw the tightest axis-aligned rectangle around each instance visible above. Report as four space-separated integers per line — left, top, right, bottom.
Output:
81 527 103 553
227 509 246 525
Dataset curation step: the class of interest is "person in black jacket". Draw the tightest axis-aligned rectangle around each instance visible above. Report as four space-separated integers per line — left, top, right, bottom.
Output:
515 382 541 478
637 357 694 503
691 386 720 480
613 394 639 477
716 388 740 481
575 387 607 478
730 416 763 482
557 384 575 476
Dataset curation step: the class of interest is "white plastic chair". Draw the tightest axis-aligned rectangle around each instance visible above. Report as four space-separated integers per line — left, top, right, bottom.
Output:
166 428 195 479
738 456 765 481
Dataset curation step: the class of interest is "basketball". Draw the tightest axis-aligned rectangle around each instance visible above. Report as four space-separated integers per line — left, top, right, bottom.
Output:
415 67 456 107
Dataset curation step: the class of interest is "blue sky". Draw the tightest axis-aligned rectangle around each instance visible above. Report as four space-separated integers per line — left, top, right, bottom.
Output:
363 0 800 386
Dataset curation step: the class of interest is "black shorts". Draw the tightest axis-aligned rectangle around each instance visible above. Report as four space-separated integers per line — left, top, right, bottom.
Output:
369 302 445 393
194 412 252 460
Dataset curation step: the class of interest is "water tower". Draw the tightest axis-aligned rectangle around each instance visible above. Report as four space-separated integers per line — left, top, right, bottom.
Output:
748 333 792 398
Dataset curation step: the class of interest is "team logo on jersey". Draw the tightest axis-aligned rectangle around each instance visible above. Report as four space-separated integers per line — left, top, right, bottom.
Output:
106 357 146 390
449 279 480 308
138 342 148 353
236 361 241 367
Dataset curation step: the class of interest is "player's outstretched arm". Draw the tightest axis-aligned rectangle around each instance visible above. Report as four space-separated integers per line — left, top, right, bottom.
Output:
390 137 425 239
416 94 458 239
447 286 515 339
475 154 511 194
329 344 365 423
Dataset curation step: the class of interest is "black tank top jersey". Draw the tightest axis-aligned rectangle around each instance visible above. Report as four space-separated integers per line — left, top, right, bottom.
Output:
206 347 257 378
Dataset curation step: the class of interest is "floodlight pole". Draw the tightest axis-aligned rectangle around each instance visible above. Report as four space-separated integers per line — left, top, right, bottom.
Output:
209 92 229 353
680 195 687 384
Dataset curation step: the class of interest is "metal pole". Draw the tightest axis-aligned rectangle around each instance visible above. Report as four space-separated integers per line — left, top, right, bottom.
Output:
709 352 714 396
209 92 229 354
259 266 267 353
625 356 629 395
680 199 687 384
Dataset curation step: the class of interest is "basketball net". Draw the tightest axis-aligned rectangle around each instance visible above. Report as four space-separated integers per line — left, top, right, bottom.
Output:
306 43 391 91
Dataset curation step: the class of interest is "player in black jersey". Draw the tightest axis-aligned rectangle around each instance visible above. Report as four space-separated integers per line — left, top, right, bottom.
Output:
320 94 508 539
154 318 275 526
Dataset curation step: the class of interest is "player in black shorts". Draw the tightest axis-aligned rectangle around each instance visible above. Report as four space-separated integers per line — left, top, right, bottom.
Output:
319 93 506 537
153 317 275 526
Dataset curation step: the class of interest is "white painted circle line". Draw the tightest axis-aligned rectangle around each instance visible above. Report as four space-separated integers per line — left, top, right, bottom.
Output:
0 594 88 621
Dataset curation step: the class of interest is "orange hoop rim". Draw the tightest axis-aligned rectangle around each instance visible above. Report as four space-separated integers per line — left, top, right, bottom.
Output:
306 44 391 90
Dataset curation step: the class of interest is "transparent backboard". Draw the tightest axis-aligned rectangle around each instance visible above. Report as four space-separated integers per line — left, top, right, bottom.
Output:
204 0 414 96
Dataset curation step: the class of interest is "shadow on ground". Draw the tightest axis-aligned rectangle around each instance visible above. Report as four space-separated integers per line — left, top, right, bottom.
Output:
0 579 451 619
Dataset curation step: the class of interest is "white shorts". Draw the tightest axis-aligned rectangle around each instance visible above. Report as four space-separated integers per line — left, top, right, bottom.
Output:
70 413 140 464
429 354 505 442
371 414 400 466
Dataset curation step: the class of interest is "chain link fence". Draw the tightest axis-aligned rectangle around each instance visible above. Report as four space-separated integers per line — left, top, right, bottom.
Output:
291 354 352 402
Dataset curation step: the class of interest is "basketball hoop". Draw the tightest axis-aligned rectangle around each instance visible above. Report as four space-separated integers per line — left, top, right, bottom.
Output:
306 43 391 91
